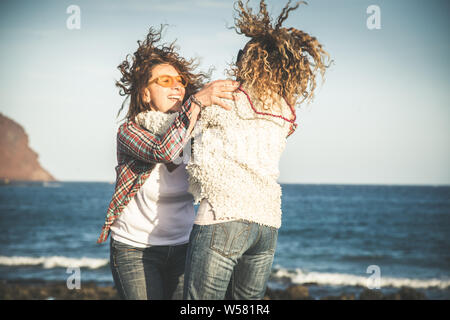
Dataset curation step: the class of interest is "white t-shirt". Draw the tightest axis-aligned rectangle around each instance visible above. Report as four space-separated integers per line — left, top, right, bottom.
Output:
110 162 195 247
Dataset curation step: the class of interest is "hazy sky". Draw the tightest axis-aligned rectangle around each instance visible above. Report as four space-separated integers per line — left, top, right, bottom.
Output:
0 0 449 185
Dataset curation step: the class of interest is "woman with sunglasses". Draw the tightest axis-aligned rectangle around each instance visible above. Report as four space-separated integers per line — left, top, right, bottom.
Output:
97 26 239 300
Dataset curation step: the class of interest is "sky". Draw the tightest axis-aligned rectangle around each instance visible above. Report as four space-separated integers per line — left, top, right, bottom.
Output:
0 0 449 185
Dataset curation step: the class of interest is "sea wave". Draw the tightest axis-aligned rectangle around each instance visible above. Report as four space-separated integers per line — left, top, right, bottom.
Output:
271 267 450 290
2 256 449 290
0 256 108 269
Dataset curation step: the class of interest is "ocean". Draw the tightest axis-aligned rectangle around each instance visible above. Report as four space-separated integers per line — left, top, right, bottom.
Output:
0 182 449 299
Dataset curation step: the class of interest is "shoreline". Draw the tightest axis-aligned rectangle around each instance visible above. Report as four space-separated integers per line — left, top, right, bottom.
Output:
0 279 432 300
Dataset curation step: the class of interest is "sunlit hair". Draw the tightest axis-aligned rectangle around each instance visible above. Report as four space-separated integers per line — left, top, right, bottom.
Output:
229 0 331 110
116 25 209 121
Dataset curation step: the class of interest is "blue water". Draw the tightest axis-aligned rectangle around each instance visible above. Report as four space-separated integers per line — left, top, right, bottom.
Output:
0 182 449 299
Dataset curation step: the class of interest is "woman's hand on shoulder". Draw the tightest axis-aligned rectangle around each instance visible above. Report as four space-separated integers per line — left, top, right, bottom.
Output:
193 80 240 111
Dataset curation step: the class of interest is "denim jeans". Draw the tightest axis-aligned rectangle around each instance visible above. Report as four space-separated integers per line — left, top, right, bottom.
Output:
110 238 187 300
183 220 278 300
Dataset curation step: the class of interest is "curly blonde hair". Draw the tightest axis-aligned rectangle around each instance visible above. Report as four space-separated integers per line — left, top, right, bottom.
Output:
230 0 331 110
116 25 209 121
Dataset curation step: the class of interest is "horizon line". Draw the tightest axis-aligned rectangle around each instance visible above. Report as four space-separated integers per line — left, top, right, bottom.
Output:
33 180 450 187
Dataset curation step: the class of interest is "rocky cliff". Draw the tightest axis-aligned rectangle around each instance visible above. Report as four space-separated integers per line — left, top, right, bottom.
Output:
0 113 55 182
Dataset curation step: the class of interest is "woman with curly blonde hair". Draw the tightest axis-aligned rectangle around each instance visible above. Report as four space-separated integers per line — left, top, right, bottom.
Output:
183 0 331 299
97 25 239 300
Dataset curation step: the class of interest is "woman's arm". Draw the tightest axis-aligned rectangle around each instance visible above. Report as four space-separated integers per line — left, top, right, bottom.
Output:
117 80 239 164
117 96 197 164
286 123 298 138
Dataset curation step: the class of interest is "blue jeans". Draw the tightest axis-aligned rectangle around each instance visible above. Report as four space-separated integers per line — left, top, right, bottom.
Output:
110 238 187 300
183 220 278 300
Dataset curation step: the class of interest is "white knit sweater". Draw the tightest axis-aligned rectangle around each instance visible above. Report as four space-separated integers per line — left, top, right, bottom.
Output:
186 88 294 229
135 91 294 229
135 110 180 137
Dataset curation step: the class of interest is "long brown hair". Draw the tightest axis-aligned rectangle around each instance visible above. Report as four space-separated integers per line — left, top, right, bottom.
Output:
116 25 209 121
230 0 331 110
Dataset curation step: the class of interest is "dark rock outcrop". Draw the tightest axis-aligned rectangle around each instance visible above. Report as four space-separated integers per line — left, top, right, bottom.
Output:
0 113 55 182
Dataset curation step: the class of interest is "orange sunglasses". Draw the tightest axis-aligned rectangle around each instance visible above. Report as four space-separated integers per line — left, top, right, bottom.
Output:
148 75 188 88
